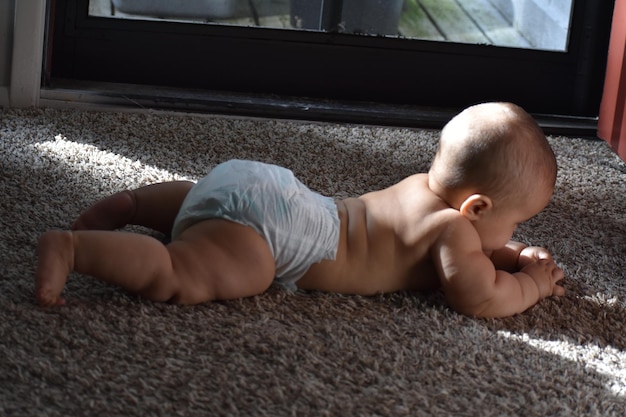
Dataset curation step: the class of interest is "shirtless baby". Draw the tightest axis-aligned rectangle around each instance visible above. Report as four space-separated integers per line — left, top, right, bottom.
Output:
35 102 565 318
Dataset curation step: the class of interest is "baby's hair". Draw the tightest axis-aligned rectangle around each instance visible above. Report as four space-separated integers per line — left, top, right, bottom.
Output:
429 102 557 206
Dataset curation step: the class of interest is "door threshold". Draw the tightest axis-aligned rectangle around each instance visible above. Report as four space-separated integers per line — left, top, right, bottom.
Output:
40 79 599 136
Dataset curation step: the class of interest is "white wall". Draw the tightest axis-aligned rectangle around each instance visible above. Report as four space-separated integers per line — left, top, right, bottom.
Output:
3 0 46 107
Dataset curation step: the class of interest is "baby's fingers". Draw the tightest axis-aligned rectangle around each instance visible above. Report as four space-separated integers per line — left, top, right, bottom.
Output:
552 284 566 297
551 264 564 280
519 246 553 268
551 265 565 296
535 248 554 261
521 259 565 298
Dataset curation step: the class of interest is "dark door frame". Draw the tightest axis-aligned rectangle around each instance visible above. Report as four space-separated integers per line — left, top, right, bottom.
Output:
599 0 626 160
46 0 615 127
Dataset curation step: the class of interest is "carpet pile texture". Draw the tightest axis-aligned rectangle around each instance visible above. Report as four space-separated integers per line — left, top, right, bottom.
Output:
1 108 625 416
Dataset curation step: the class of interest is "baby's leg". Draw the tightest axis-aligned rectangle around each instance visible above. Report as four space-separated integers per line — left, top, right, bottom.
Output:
73 181 194 235
36 231 73 306
36 219 276 306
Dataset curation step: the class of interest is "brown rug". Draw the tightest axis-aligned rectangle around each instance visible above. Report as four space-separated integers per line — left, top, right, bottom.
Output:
1 107 625 416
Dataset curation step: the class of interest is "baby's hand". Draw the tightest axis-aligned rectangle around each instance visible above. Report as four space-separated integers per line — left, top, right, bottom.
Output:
518 246 553 269
520 259 565 298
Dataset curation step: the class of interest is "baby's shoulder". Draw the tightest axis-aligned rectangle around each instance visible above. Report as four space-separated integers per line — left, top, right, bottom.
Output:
421 205 468 239
430 209 480 250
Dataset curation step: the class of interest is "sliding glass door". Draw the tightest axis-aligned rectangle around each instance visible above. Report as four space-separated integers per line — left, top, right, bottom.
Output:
90 0 573 51
47 0 614 120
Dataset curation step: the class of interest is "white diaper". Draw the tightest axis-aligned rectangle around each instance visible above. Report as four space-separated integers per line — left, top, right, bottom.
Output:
171 160 340 289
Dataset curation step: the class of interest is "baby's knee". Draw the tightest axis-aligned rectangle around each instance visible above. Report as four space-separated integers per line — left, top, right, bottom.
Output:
166 280 215 305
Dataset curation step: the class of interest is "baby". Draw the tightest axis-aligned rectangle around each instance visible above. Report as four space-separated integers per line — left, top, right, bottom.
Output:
35 102 565 318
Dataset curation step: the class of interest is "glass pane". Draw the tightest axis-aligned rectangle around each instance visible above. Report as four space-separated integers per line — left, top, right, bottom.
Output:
89 0 574 51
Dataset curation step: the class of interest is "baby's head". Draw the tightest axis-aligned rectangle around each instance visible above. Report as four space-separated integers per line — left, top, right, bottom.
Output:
428 102 557 249
430 102 556 207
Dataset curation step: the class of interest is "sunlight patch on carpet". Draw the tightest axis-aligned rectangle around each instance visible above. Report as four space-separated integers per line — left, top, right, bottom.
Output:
498 330 626 397
30 134 192 186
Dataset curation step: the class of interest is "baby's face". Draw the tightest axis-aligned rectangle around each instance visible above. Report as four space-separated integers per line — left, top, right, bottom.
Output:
473 185 553 251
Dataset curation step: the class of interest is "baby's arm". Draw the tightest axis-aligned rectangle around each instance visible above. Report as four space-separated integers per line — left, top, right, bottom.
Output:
433 219 564 318
489 241 556 272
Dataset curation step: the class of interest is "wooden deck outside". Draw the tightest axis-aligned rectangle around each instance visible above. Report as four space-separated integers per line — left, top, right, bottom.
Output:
89 0 531 49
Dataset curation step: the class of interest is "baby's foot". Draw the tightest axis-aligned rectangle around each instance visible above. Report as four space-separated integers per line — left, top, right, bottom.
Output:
35 231 74 306
72 190 136 231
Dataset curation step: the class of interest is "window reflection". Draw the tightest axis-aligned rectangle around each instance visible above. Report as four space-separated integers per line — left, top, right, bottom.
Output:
89 0 573 51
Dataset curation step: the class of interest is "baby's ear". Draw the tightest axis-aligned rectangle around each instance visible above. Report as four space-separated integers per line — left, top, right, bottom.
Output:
459 194 493 221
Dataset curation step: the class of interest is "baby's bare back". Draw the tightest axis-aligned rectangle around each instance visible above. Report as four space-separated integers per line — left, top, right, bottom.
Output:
297 174 450 295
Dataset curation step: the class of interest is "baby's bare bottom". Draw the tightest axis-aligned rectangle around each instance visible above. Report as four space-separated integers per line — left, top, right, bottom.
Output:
35 219 276 306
